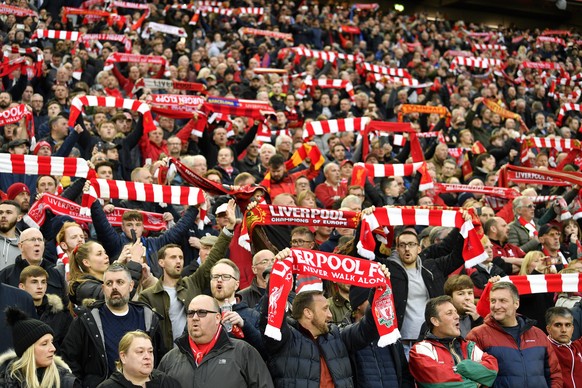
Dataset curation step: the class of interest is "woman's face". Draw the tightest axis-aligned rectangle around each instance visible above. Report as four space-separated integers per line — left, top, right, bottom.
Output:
120 337 154 379
527 256 542 274
83 243 110 275
34 333 56 368
300 195 316 208
565 222 578 237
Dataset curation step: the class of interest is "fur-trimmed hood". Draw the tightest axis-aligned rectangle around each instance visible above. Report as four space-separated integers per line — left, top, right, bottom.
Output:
46 293 65 314
0 350 73 373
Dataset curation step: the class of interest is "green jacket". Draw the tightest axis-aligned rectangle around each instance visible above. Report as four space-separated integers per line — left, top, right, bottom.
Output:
139 228 233 351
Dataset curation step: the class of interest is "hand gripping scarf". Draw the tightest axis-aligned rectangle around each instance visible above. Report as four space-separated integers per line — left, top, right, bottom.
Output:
25 193 166 231
357 207 487 268
2 46 44 77
30 29 82 42
238 205 360 251
556 103 581 126
69 96 156 134
350 162 433 191
476 273 582 317
0 154 89 178
0 104 34 141
81 179 206 218
265 248 400 347
482 99 529 133
296 78 355 102
363 121 425 162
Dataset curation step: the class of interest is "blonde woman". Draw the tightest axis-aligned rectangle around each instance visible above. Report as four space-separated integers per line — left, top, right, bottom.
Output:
519 250 557 275
0 307 79 387
97 331 179 388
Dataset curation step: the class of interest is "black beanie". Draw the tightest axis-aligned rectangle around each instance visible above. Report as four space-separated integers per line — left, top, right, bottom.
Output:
5 307 54 357
349 286 370 311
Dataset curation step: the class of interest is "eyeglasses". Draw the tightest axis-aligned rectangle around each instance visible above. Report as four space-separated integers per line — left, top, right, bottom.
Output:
397 242 419 250
21 237 44 244
187 309 218 318
254 258 276 266
291 239 313 246
210 274 238 281
521 204 535 209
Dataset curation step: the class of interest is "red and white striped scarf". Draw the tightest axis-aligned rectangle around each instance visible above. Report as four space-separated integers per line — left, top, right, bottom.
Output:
520 61 562 71
518 216 538 238
556 103 581 126
0 154 89 178
357 207 487 267
369 73 433 88
106 0 150 30
450 56 499 71
143 22 187 38
30 29 81 42
2 46 43 77
303 117 370 138
150 94 205 112
81 179 206 218
266 249 400 347
472 44 507 52
296 78 355 101
358 62 412 78
104 53 170 77
536 36 567 46
237 7 264 15
135 78 207 94
291 47 361 64
240 28 292 41
351 162 433 191
0 4 37 17
69 96 156 134
477 273 582 317
363 121 425 162
74 33 132 54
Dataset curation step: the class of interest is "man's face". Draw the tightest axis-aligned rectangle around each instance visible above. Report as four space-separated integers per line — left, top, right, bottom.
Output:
213 128 227 146
306 294 332 336
199 244 212 262
479 207 495 224
210 263 240 302
247 142 260 158
60 226 85 253
291 233 315 250
516 199 534 221
547 315 574 344
324 164 340 184
187 297 221 344
450 288 475 316
217 148 233 167
122 219 144 240
96 166 113 180
19 276 47 303
490 288 519 326
31 95 44 112
396 234 420 268
135 170 153 184
13 191 30 212
385 180 400 197
259 146 275 165
167 138 182 157
332 145 346 162
148 128 164 146
106 148 119 161
435 144 448 161
18 229 45 263
540 229 561 251
159 247 184 280
0 204 21 233
270 165 287 182
47 104 61 118
432 301 460 338
103 271 133 308
37 176 56 194
98 123 117 142
0 92 11 108
252 250 275 282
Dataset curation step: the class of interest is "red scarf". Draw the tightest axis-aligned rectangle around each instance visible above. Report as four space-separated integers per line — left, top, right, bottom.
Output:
518 216 537 238
31 29 82 42
556 103 581 126
351 162 433 191
358 207 487 267
497 165 582 187
266 249 400 347
0 154 90 178
303 117 370 139
240 28 292 41
189 327 222 366
104 53 170 77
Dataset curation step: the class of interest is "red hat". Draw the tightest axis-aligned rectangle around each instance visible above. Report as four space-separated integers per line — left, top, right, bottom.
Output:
7 183 30 200
33 141 52 155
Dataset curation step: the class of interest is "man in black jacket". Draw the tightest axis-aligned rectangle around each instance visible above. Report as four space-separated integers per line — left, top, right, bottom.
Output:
61 263 163 388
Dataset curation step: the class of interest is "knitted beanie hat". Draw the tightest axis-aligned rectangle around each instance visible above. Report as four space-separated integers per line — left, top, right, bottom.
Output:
6 183 30 200
5 307 54 357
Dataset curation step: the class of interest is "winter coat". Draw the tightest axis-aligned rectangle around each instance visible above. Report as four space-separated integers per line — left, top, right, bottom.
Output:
260 293 380 388
548 337 582 388
0 255 68 305
0 350 79 388
139 228 232 351
96 369 180 388
409 333 498 387
466 315 563 388
158 329 273 388
507 220 540 253
239 277 264 310
37 293 74 352
61 301 163 388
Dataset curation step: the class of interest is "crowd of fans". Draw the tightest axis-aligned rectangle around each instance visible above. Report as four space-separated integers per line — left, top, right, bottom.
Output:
0 0 580 386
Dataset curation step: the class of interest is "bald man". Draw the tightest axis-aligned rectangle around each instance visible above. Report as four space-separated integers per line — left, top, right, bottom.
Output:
158 295 273 387
239 250 275 309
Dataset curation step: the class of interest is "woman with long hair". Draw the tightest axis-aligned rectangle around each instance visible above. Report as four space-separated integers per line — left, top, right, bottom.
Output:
68 241 111 307
97 331 179 387
0 307 79 387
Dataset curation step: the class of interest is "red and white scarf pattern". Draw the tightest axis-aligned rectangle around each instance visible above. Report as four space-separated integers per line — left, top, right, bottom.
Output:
518 216 538 238
266 249 400 347
556 103 581 126
358 62 412 78
296 78 355 101
303 117 370 138
0 154 89 178
240 28 292 41
31 29 81 42
357 207 487 268
104 53 171 77
352 162 434 191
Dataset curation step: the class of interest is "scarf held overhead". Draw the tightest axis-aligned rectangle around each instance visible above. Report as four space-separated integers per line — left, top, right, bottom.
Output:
357 207 487 267
0 154 89 178
266 248 399 347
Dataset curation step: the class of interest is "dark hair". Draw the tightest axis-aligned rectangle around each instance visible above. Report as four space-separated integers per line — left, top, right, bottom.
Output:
425 295 453 331
94 161 114 173
19 265 48 284
396 230 419 245
0 200 22 213
36 175 57 189
157 244 182 261
483 217 499 235
122 210 143 223
291 290 322 320
444 275 474 296
268 153 286 169
545 306 573 326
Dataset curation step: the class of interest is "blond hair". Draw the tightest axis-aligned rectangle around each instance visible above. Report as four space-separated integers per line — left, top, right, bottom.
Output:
519 251 545 275
10 344 62 388
115 331 152 373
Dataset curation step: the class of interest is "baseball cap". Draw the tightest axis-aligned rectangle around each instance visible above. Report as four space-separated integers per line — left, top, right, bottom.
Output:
538 224 560 237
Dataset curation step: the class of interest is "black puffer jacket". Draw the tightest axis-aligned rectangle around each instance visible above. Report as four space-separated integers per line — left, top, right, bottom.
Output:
0 350 79 388
259 293 379 388
96 370 180 388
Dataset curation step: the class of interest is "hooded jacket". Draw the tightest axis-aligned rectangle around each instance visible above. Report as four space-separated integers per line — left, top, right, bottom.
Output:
0 350 79 388
0 233 20 270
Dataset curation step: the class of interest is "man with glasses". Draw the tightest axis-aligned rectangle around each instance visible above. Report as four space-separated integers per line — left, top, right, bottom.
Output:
381 216 469 358
0 228 68 305
508 196 540 253
139 200 237 352
209 259 264 354
62 264 163 387
159 294 273 387
240 249 275 309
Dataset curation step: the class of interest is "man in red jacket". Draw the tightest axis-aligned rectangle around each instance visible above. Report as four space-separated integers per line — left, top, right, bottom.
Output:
546 306 582 388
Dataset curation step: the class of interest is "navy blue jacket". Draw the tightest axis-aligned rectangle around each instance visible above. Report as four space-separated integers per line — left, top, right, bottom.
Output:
0 283 37 354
